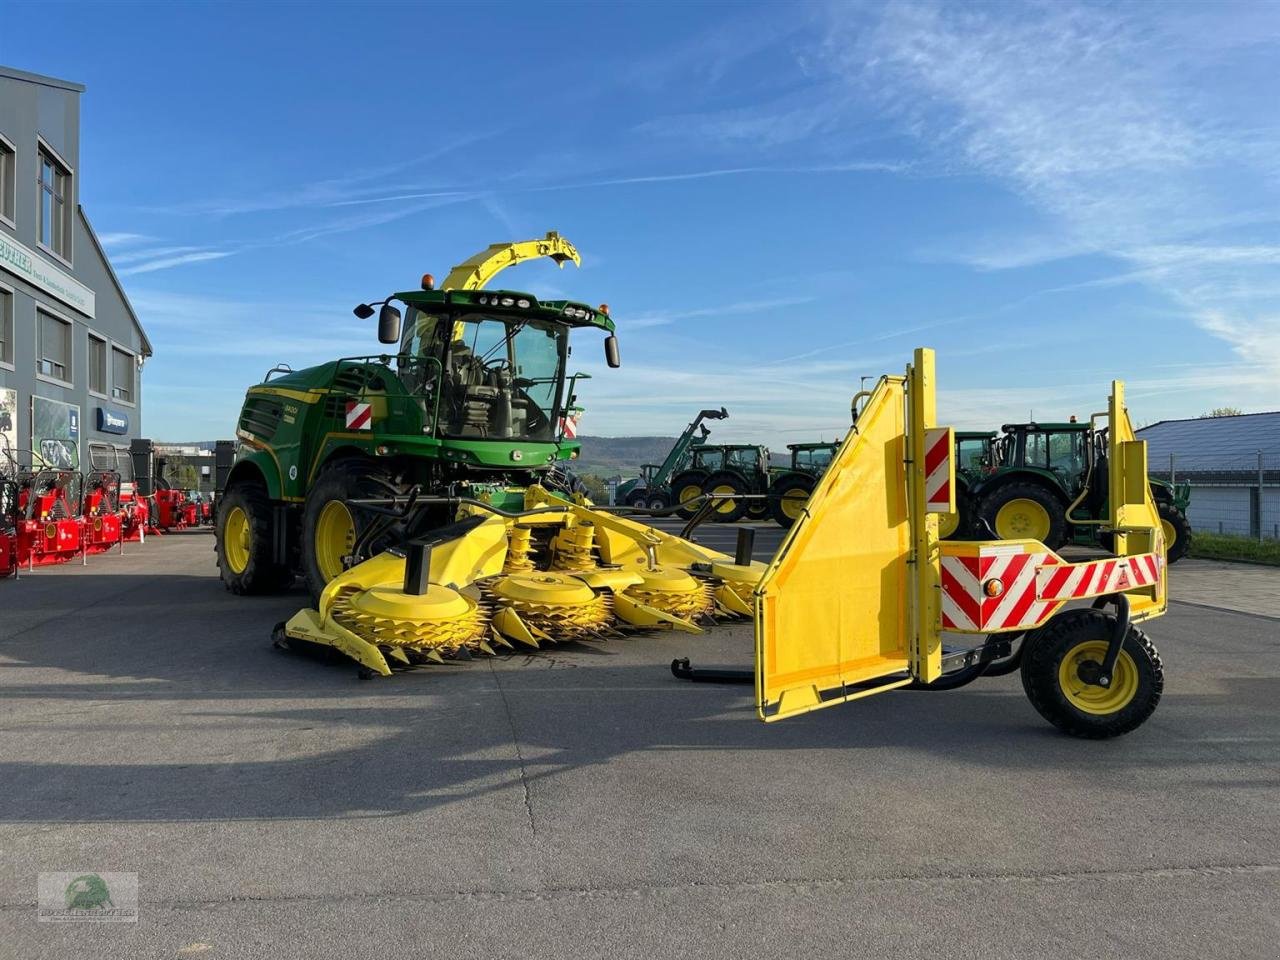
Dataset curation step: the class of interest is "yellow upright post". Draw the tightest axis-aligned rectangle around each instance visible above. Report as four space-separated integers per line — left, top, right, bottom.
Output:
907 348 943 684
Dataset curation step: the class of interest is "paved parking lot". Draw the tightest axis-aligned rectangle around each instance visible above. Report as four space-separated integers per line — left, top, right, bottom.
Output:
1 529 1277 959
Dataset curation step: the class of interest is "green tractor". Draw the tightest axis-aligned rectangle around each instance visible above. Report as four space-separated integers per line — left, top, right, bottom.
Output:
614 407 728 511
767 441 841 528
671 443 771 523
938 430 997 538
957 420 1192 561
214 234 623 600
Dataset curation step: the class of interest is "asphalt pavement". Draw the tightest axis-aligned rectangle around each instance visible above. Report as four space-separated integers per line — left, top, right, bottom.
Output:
1 528 1277 959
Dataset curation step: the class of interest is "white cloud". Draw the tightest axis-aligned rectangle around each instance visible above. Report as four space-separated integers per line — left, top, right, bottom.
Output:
117 250 233 276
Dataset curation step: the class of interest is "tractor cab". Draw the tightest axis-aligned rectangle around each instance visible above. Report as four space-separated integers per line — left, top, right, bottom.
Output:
787 442 838 475
996 421 1091 491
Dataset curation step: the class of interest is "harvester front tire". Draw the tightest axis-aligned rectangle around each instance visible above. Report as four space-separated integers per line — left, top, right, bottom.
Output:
216 484 293 595
978 481 1066 547
1158 501 1192 563
1020 608 1163 739
769 474 814 529
302 459 396 603
672 470 710 519
702 471 750 523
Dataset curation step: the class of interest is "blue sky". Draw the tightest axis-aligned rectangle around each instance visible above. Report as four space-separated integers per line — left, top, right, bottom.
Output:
4 0 1278 444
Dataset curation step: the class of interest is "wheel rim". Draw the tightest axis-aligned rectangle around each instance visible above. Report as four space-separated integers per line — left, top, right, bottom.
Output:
315 500 356 583
711 483 738 514
1058 640 1139 715
648 497 666 511
223 506 251 574
677 484 702 507
938 511 959 538
781 489 808 520
995 498 1051 540
1161 518 1177 549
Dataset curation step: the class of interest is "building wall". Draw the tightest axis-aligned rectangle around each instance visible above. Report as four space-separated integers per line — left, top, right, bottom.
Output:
0 66 147 471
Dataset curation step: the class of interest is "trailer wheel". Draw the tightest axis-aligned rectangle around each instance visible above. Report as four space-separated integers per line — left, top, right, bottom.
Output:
702 471 750 523
215 483 292 595
978 481 1066 547
769 474 814 528
1021 608 1163 738
671 470 710 519
302 459 395 602
1158 501 1192 563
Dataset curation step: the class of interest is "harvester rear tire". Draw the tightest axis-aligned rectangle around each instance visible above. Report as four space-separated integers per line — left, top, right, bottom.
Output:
672 470 710 519
769 474 814 529
977 481 1066 548
215 483 293 595
1158 501 1192 563
302 459 397 603
702 471 750 523
1021 608 1162 738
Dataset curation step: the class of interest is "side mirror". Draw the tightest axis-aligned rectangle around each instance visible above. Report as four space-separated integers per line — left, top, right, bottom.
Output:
378 303 402 344
353 303 375 320
604 334 621 369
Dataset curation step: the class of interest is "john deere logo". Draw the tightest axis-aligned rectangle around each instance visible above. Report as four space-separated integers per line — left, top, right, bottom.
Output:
65 874 113 910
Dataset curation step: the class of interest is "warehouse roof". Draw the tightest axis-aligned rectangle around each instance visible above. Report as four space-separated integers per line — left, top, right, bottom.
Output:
1137 412 1280 472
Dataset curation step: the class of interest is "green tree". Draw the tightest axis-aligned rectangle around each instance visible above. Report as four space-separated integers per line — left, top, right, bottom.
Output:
1199 407 1243 418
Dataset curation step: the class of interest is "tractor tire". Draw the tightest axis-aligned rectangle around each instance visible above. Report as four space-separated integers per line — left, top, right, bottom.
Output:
624 488 649 508
977 481 1067 548
1158 501 1192 563
769 474 814 529
302 459 397 602
702 471 750 523
747 498 770 521
671 470 710 519
215 482 293 595
1020 608 1163 738
939 489 973 540
646 490 672 512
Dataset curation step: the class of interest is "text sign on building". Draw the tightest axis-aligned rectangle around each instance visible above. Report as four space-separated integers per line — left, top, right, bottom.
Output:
0 232 96 318
96 407 129 435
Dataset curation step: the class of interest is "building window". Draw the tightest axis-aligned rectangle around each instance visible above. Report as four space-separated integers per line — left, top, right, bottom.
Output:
0 287 12 366
0 135 15 225
37 309 72 383
112 346 135 403
88 333 107 395
38 145 71 260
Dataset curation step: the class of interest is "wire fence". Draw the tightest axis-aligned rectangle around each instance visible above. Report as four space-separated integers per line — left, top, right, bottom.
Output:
1148 451 1280 541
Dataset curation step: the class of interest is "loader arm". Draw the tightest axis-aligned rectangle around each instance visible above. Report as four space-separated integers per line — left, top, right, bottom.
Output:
441 231 581 291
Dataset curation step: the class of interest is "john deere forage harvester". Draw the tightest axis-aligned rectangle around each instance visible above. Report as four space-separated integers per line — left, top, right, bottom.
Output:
215 234 768 670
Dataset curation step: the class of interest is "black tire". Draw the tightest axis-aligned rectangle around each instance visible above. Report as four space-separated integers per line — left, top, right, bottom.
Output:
646 490 672 512
623 488 649 508
769 474 814 529
747 498 770 520
301 459 396 602
215 482 293 595
976 480 1067 548
940 489 973 540
702 470 750 523
671 470 710 519
1020 608 1163 738
1158 501 1192 563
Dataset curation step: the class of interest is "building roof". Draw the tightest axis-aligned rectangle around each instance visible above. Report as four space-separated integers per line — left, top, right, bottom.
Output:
1137 411 1280 472
0 65 85 93
78 207 153 357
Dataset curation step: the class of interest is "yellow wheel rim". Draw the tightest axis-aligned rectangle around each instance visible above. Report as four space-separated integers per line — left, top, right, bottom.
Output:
781 490 808 520
677 484 702 507
1161 518 1177 549
995 498 1051 540
938 511 959 538
315 500 356 583
711 483 738 514
223 506 251 575
1058 640 1139 715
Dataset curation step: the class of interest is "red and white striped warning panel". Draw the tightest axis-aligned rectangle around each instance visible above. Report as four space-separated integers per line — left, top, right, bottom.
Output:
940 544 1161 633
923 426 954 513
345 401 373 431
559 413 580 439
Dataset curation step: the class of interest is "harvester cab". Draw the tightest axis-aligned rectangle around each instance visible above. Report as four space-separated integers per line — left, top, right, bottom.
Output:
743 348 1169 738
217 232 626 601
616 407 730 510
766 441 842 529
